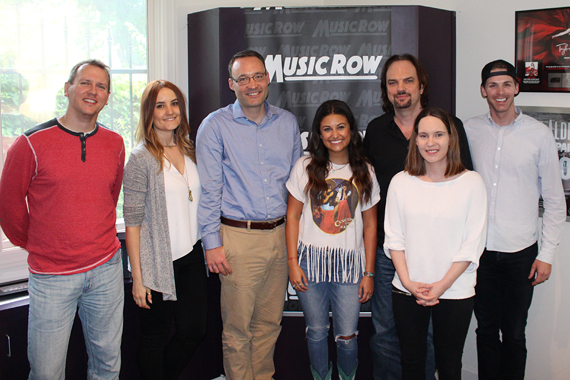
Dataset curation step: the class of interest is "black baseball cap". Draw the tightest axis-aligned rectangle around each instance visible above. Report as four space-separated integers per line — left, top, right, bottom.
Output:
481 59 518 87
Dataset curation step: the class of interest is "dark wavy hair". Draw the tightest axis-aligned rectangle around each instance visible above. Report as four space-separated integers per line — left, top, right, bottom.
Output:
380 54 429 113
306 100 373 204
135 80 195 172
405 107 465 177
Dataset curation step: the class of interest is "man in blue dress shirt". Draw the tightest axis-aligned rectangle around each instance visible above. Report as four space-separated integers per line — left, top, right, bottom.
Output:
197 49 302 380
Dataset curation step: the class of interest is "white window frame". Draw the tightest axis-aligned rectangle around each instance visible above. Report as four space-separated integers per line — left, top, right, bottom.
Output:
0 0 151 283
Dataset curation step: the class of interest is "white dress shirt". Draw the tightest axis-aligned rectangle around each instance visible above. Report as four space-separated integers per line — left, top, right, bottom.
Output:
465 108 566 264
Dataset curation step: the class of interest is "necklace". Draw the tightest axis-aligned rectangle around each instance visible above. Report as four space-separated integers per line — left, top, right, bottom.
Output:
164 150 193 202
182 164 193 202
330 162 349 173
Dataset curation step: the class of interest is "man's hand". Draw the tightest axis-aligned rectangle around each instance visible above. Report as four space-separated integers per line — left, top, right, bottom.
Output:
529 259 551 286
206 246 233 276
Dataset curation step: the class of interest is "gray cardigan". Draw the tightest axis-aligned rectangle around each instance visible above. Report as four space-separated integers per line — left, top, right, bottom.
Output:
123 144 178 300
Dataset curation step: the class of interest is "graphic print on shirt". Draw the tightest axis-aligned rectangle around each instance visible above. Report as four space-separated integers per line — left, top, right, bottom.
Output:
310 178 359 234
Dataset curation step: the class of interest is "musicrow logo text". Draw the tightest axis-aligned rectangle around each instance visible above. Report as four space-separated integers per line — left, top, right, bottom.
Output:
265 54 383 82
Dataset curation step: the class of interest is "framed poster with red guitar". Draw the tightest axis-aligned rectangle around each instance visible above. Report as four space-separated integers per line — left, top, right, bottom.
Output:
516 7 570 92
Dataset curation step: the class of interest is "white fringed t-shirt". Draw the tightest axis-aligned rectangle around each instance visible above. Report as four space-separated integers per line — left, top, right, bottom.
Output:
286 156 380 283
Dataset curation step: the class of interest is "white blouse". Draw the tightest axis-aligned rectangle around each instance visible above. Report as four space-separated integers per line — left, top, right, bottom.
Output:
384 171 488 299
163 156 201 261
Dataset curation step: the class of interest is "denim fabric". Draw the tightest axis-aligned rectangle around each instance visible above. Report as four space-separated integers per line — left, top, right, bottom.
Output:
297 258 361 379
474 244 537 380
370 248 436 380
27 249 124 380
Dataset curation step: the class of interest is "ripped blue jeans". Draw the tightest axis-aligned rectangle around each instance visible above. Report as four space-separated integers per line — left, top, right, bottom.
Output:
297 258 361 378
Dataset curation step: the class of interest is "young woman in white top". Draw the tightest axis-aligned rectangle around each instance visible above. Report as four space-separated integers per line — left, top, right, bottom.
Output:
383 107 487 380
123 80 206 380
286 100 380 380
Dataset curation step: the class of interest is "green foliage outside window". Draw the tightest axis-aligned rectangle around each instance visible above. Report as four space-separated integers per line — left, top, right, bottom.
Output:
1 0 148 219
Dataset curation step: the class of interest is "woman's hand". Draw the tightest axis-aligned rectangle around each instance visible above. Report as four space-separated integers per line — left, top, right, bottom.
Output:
359 276 374 303
420 261 471 306
401 279 434 305
415 284 440 306
289 263 308 293
132 278 152 309
419 280 450 306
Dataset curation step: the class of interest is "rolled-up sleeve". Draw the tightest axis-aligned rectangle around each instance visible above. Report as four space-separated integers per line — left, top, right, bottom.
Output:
383 176 405 258
452 174 488 272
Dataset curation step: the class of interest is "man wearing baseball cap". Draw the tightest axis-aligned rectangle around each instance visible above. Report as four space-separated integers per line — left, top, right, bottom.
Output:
465 59 566 379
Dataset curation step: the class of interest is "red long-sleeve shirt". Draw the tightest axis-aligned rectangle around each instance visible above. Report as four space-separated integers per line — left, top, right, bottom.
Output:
0 118 125 275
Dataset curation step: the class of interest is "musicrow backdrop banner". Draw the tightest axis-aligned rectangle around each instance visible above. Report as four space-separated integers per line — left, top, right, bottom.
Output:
244 7 391 136
187 5 458 314
187 6 457 140
243 7 391 313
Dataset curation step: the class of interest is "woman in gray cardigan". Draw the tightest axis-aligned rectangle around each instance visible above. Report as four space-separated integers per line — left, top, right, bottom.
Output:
123 80 206 380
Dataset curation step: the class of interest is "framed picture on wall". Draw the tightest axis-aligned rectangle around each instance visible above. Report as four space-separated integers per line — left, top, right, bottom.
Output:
515 7 570 93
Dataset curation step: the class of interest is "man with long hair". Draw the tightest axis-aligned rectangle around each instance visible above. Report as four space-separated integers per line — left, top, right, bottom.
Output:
363 54 473 380
196 50 302 379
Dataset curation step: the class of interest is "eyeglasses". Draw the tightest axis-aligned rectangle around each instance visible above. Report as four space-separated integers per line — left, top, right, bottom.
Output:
230 73 267 86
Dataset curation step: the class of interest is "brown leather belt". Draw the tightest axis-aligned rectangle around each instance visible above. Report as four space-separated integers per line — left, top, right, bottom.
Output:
221 216 285 230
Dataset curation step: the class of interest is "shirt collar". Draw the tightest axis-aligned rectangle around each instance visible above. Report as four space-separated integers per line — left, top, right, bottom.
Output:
485 106 524 129
231 100 274 125
56 118 99 137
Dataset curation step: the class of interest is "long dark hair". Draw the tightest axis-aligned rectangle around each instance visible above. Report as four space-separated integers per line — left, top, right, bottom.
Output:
305 100 373 203
405 107 465 177
135 80 195 172
380 54 429 113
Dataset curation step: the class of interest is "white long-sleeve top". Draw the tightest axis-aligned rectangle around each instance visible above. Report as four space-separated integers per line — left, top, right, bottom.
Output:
465 109 566 264
384 171 488 300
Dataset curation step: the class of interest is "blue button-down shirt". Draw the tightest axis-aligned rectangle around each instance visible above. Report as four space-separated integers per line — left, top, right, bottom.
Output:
196 100 302 250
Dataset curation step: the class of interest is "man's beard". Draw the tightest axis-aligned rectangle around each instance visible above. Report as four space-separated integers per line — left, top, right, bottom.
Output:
393 91 412 109
394 98 412 109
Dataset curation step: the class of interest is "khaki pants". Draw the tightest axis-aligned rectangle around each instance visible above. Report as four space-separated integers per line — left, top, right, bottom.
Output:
220 223 288 380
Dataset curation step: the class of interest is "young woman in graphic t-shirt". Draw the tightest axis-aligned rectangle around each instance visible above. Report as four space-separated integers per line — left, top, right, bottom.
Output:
286 100 380 380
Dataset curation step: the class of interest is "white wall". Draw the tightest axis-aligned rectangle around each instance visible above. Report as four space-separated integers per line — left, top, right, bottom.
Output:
455 0 570 120
161 1 570 378
452 1 570 378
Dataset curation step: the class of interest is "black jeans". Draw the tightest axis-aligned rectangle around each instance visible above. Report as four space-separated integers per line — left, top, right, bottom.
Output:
474 243 537 380
392 289 474 380
137 241 208 380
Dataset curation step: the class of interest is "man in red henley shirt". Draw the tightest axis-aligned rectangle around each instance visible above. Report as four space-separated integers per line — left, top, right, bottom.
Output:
0 59 125 379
